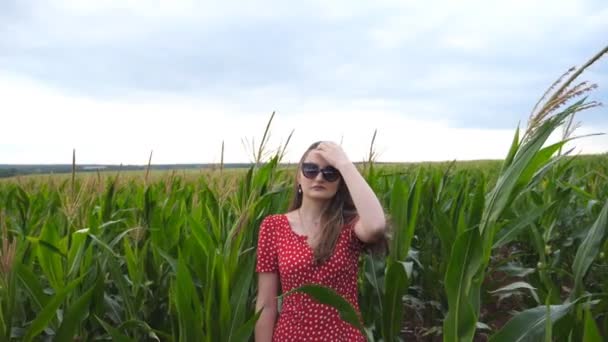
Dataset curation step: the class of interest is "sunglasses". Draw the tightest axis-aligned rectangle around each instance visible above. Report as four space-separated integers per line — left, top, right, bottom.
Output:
301 162 341 182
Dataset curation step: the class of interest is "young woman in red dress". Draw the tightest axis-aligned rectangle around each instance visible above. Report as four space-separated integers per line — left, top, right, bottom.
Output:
254 141 387 341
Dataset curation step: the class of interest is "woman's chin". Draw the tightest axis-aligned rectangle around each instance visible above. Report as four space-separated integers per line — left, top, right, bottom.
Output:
306 192 335 201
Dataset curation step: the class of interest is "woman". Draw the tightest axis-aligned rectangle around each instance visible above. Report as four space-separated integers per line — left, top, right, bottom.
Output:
255 141 387 341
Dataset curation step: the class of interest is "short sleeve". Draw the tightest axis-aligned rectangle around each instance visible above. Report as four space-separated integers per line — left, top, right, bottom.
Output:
255 216 278 273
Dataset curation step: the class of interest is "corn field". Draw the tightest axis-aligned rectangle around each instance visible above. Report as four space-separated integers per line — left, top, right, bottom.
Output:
1 46 608 341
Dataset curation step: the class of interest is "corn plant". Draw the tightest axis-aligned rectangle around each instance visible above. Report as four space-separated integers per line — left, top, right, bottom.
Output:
1 48 607 342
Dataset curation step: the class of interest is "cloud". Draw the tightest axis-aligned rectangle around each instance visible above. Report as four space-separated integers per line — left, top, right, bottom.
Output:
2 73 606 165
0 0 607 163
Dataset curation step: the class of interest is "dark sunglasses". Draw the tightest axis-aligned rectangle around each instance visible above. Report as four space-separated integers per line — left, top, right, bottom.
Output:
301 163 341 182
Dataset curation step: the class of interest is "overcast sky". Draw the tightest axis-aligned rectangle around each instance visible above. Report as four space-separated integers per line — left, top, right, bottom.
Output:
1 0 607 164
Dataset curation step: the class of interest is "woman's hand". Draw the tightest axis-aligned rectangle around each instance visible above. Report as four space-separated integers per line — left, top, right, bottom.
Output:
314 141 387 243
313 141 352 170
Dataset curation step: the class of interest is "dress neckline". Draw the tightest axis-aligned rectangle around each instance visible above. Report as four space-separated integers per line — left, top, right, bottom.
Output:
282 213 309 240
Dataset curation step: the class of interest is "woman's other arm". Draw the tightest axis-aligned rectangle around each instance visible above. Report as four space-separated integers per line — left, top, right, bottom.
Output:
254 272 279 341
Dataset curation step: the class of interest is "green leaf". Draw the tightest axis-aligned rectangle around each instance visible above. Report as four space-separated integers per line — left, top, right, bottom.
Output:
123 238 142 293
389 177 408 260
389 177 409 261
558 179 596 201
571 200 608 298
108 226 140 249
117 320 168 341
489 302 576 342
500 124 520 173
189 215 216 257
34 222 66 291
516 140 568 192
67 228 89 277
96 316 135 342
107 255 136 319
480 99 584 235
98 219 125 230
443 227 483 342
156 245 178 273
495 263 535 278
493 201 554 248
362 253 385 328
55 281 96 341
230 309 263 342
405 171 423 258
15 264 48 310
227 256 255 341
489 281 540 304
101 179 116 224
583 306 602 341
23 275 85 342
215 257 231 340
467 176 486 230
283 284 365 335
87 232 120 258
29 237 67 259
382 260 409 342
174 253 204 342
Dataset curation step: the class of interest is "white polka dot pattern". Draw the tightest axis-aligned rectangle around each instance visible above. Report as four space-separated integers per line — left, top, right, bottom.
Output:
256 214 366 341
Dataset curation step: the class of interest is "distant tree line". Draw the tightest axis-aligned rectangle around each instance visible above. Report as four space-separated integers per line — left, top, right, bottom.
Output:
0 164 256 178
0 168 19 178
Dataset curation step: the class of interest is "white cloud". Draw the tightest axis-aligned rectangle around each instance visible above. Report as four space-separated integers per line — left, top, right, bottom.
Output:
1 0 607 164
2 72 606 164
368 0 597 52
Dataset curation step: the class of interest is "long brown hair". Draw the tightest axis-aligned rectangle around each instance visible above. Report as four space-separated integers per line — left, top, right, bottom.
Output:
288 141 360 265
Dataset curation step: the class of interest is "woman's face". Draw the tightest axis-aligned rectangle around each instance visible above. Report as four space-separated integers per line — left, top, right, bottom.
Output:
298 150 341 201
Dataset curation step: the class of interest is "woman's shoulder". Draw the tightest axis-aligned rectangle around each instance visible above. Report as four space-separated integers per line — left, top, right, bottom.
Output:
343 213 360 228
260 213 288 226
264 210 299 222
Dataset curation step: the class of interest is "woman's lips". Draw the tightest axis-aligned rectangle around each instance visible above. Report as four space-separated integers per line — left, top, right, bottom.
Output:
312 185 326 190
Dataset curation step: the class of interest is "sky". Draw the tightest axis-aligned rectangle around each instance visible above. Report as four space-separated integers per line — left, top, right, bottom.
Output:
1 0 607 164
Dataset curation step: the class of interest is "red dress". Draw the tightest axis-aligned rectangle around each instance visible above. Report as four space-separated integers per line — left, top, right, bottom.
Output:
256 214 366 341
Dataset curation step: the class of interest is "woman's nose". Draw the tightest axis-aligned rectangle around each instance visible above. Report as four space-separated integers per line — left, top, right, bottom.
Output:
314 172 325 181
